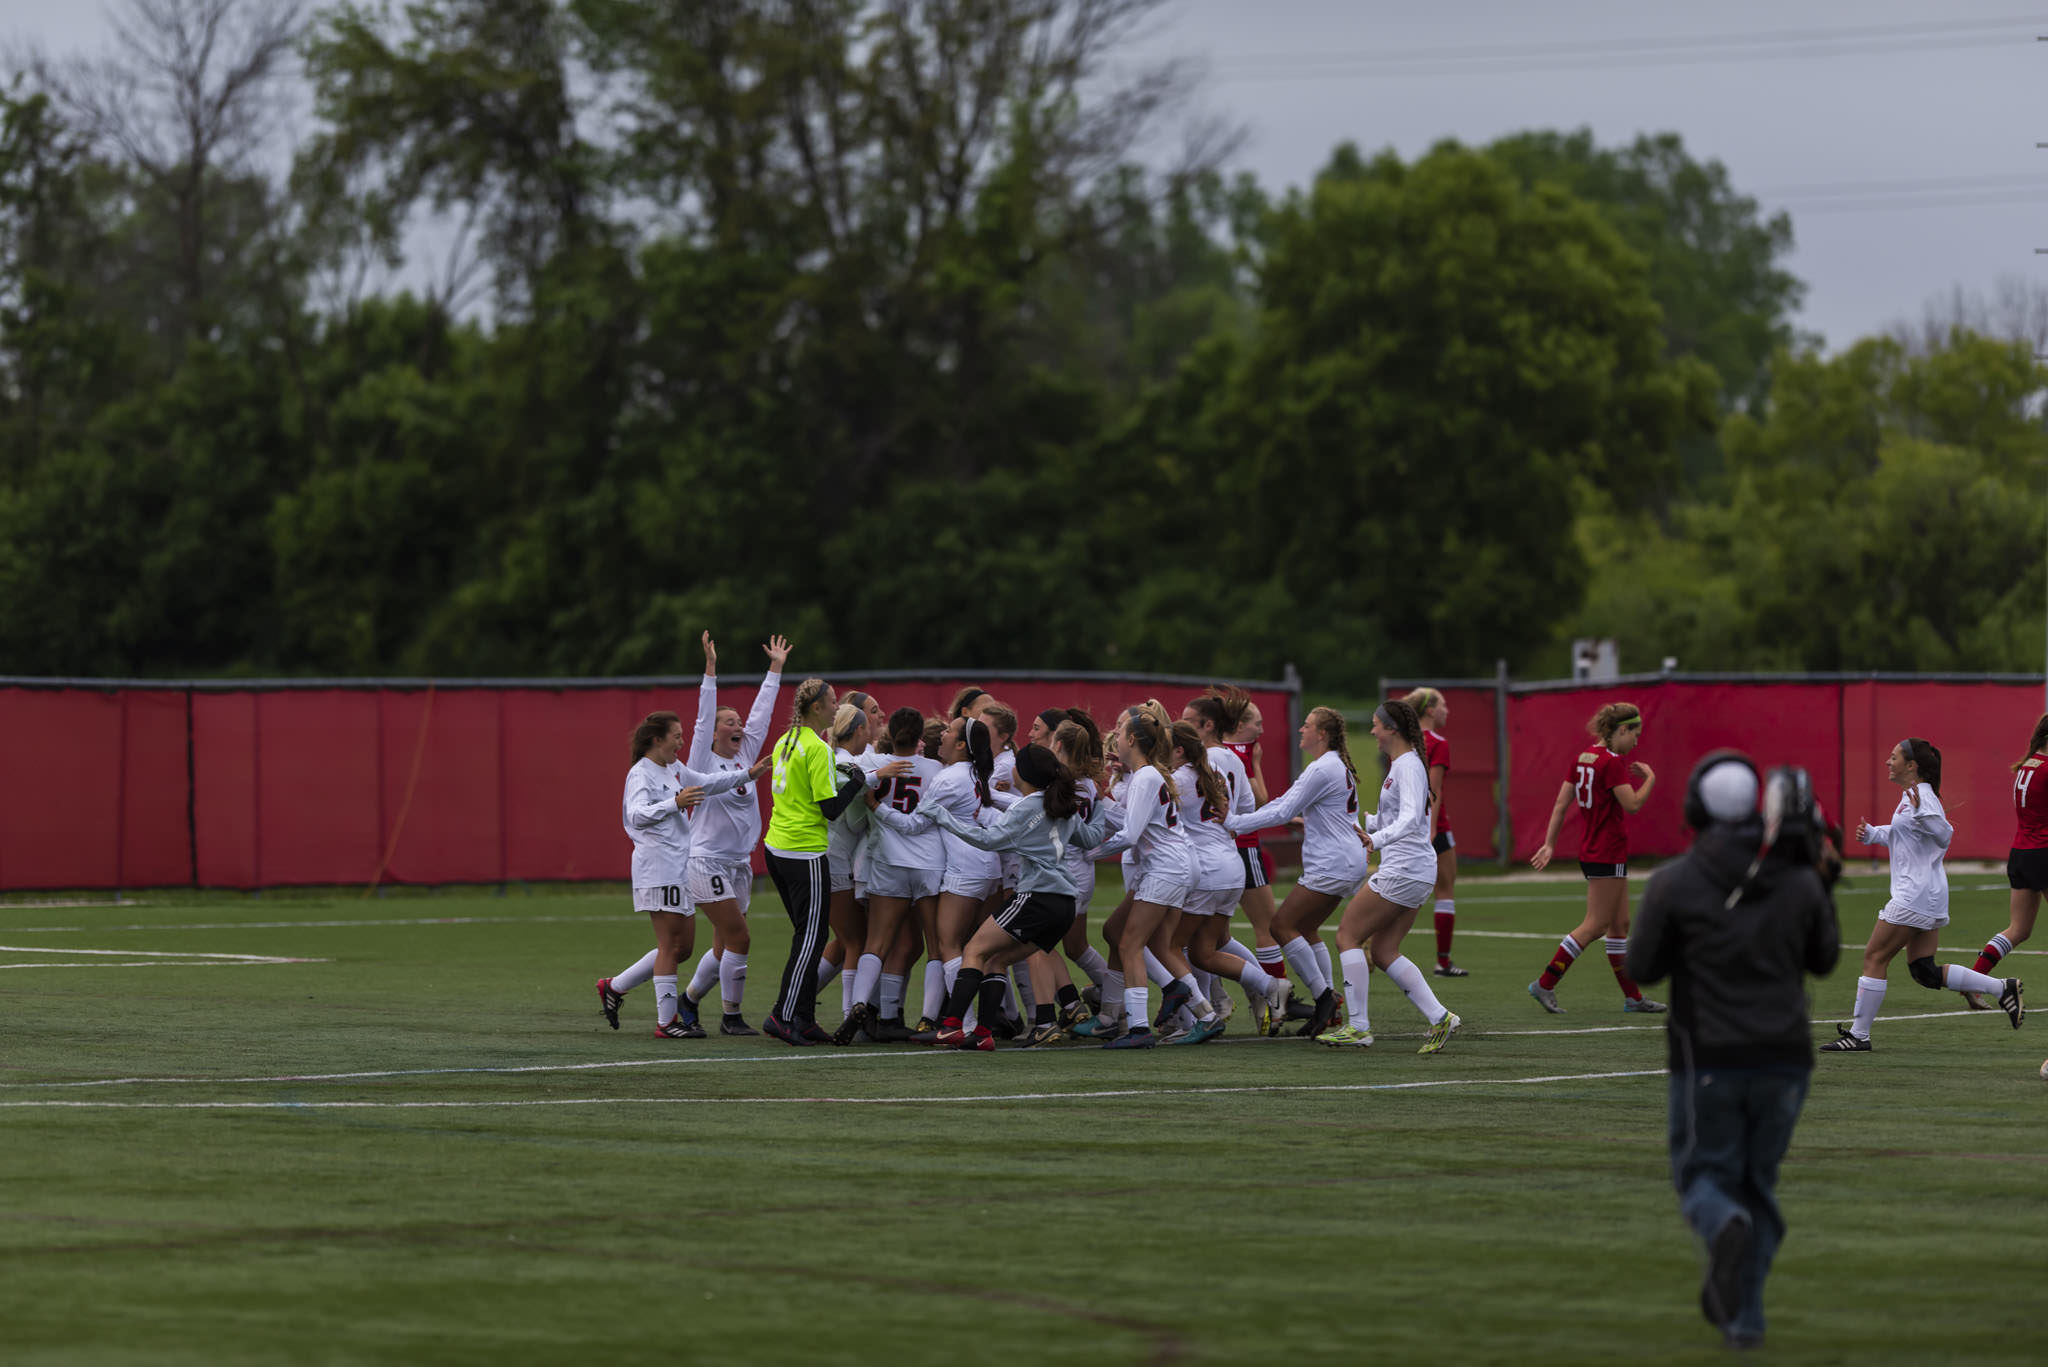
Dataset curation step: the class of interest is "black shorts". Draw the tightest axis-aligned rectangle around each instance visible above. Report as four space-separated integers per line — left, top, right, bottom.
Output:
1579 860 1627 880
2008 846 2048 892
1432 831 1456 856
993 890 1077 953
1241 846 1273 890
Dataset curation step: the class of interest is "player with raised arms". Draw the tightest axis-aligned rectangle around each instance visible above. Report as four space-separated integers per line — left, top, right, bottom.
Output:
603 711 765 1037
1527 702 1666 1015
1319 699 1463 1054
1404 686 1467 978
1223 706 1370 1039
1822 737 2024 1051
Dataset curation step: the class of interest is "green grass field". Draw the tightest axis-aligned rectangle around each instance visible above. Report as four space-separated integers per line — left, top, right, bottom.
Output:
2 869 2044 1366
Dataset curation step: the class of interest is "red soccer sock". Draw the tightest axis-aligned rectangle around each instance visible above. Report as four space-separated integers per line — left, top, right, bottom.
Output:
1537 936 1581 991
1434 908 1455 966
1974 935 2011 975
1605 937 1642 1000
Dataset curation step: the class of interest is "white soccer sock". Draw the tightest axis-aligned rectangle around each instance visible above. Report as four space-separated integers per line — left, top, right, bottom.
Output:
1224 938 1258 966
1123 985 1150 1031
1075 946 1110 988
815 955 842 988
1339 947 1372 1031
1851 975 1887 1039
943 956 962 992
841 968 853 1017
612 948 659 994
1237 960 1271 993
921 961 947 1020
999 974 1022 1024
1944 963 2005 995
685 949 719 1004
1175 973 1216 1022
1385 955 1448 1025
1195 969 1218 1005
654 974 679 1026
1101 970 1126 1020
1141 947 1173 988
1012 967 1036 1018
1284 936 1330 996
1312 941 1334 994
853 954 884 1011
879 972 906 1019
718 952 747 1012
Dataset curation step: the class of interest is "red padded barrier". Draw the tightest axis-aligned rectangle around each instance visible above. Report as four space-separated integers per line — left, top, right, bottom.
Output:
377 689 505 886
1382 686 1500 859
192 692 257 887
120 690 195 887
0 689 122 889
501 688 641 882
256 691 382 885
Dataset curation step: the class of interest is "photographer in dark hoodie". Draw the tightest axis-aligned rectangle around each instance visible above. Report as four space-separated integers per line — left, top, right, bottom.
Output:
1627 752 1841 1352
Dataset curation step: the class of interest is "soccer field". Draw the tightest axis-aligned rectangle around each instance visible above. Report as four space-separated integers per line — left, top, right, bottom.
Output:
2 872 2043 1366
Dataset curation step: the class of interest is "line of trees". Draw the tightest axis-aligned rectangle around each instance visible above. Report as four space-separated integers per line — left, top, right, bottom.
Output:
1 0 2041 685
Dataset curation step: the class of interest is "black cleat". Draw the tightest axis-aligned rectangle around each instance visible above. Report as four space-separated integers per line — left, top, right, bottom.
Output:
720 1014 758 1036
762 1014 814 1047
1999 978 2026 1030
596 977 623 1030
988 1015 1021 1041
1819 1023 1870 1052
832 1002 873 1046
655 1017 704 1039
873 1014 917 1042
1301 988 1340 1039
1433 961 1469 978
799 1022 832 1045
1283 991 1316 1022
1153 979 1193 1031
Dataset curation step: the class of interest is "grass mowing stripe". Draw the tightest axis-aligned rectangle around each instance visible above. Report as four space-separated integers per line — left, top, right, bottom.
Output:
0 1067 1671 1110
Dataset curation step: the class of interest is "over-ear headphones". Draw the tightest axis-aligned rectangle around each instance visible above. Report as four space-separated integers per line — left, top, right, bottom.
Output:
1684 749 1759 830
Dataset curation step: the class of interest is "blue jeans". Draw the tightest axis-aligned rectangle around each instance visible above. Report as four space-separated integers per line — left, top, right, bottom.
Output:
1666 1065 1811 1340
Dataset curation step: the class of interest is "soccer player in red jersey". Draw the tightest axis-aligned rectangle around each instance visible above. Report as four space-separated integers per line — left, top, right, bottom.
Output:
1404 687 1466 977
1527 702 1665 1014
1968 713 2048 1005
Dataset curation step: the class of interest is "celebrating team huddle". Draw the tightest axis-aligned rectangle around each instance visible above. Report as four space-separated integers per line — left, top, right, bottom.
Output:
595 635 2029 1057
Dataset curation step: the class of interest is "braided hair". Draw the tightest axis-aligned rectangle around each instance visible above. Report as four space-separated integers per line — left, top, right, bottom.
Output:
1305 706 1357 788
1170 720 1229 818
779 678 834 762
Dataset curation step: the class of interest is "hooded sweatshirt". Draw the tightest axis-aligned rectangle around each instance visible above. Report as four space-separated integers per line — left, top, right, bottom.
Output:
1627 822 1842 1071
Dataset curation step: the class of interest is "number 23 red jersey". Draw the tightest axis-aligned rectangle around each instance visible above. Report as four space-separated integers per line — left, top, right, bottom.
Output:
2014 752 2048 850
1571 745 1632 863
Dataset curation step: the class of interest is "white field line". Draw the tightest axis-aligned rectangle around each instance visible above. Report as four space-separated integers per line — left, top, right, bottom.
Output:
0 1009 1993 1093
0 1068 1671 1111
0 944 314 962
0 961 328 971
0 915 618 935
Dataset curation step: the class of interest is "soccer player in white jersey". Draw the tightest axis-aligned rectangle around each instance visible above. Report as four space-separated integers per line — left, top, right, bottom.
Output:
1224 707 1370 1038
603 712 765 1037
1172 720 1292 1036
1053 714 1117 1021
1085 702 1196 1048
857 707 946 1034
1823 737 2024 1050
1188 688 1298 1023
821 702 886 1034
1322 699 1463 1054
665 632 788 1035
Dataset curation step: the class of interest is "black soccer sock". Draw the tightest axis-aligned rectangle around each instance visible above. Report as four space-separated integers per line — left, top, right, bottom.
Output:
1056 983 1081 1008
977 975 1008 1027
942 968 984 1022
1034 1002 1055 1025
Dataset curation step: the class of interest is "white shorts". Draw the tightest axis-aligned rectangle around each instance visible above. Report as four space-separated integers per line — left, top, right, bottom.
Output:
1132 874 1194 908
1183 884 1240 917
1367 870 1436 911
828 848 855 894
1879 901 1948 931
941 870 1002 902
1066 862 1097 914
632 884 691 915
1299 850 1370 900
867 863 942 902
686 859 753 914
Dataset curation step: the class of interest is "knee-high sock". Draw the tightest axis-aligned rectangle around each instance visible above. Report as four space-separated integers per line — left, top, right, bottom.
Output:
1283 936 1330 996
1141 947 1173 988
613 948 659 994
1123 985 1150 1032
1255 943 1287 979
1974 934 2014 974
1433 897 1456 966
1385 955 1448 1025
1223 938 1258 966
685 948 719 1004
921 961 947 1020
1312 941 1334 995
1237 959 1274 998
943 967 984 1021
815 955 842 989
1339 947 1372 1031
718 951 747 1011
980 975 1009 1028
1175 973 1216 1022
1012 967 1037 1018
1075 945 1110 989
654 975 679 1027
943 956 962 992
840 967 854 1016
852 954 884 1012
1944 962 2005 995
1850 975 1887 1040
1101 970 1126 1020
879 972 906 1020
1538 934 1583 990
1604 936 1643 1000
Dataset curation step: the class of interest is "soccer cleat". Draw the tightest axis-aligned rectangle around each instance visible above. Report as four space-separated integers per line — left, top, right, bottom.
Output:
1262 978 1292 1036
1528 981 1565 1014
931 1018 968 1048
1211 993 1236 1025
1418 1011 1462 1055
762 1014 814 1047
1183 1015 1227 1044
1157 1024 1192 1045
1081 983 1103 1013
1433 961 1470 978
1104 1026 1158 1049
832 1002 873 1046
655 1017 704 1039
799 1022 832 1045
1058 998 1093 1028
955 1025 995 1052
871 1014 916 1042
1023 1021 1066 1048
989 1015 1022 1041
1623 996 1668 1014
1301 988 1340 1038
1070 1013 1122 1039
913 1017 940 1035
1700 1211 1753 1330
720 1014 758 1036
1283 991 1316 1022
597 977 623 1030
1154 980 1193 1031
1962 990 1993 1011
1999 978 2026 1030
1318 1023 1374 1048
1820 1024 1871 1052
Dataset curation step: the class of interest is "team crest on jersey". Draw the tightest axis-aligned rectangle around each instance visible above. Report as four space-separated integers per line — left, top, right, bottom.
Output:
2025 758 2044 770
1578 751 1600 764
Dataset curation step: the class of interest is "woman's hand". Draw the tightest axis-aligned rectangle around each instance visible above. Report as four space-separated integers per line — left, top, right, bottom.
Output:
876 759 912 780
1630 761 1653 783
1906 786 1921 810
1855 819 1874 842
748 756 773 781
1530 842 1554 872
764 634 790 671
701 631 717 675
674 785 707 810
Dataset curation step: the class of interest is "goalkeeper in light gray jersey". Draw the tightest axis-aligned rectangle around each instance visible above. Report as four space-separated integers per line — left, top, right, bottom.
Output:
873 744 1105 1049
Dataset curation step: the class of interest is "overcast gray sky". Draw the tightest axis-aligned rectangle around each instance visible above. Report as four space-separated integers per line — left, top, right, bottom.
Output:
5 0 2041 350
